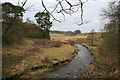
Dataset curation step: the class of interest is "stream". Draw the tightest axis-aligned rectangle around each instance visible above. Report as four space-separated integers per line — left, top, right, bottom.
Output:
41 44 94 78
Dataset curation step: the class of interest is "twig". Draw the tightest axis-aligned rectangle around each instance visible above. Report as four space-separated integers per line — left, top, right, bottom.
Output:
41 0 89 25
41 0 61 22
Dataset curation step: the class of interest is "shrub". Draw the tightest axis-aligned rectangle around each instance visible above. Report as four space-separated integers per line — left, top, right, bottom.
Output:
50 41 62 47
69 41 75 46
73 30 81 35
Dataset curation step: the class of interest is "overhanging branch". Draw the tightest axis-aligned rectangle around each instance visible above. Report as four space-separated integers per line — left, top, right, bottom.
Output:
41 0 89 25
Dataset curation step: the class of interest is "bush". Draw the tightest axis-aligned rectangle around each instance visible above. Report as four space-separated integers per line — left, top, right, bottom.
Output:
69 41 75 46
2 28 24 46
101 32 118 53
51 41 62 47
3 23 51 46
22 24 50 39
73 30 81 35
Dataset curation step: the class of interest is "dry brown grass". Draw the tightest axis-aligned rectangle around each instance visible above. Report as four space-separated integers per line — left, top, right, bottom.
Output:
50 33 87 42
2 38 77 78
81 34 118 78
51 33 118 78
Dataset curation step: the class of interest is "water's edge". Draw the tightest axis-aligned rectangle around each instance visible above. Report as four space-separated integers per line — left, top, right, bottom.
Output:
41 44 94 78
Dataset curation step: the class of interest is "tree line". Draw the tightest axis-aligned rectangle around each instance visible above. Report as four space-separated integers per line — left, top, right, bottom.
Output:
2 2 52 45
51 30 81 36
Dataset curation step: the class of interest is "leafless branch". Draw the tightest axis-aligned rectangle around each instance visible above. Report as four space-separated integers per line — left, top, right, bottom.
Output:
51 3 59 13
41 0 89 25
24 3 36 11
41 0 61 22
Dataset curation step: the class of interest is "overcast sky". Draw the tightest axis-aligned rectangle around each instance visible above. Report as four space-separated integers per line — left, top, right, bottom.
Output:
1 0 114 33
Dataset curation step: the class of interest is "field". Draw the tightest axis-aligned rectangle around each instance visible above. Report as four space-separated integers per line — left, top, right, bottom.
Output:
2 32 118 78
2 38 78 78
50 33 87 41
50 32 118 78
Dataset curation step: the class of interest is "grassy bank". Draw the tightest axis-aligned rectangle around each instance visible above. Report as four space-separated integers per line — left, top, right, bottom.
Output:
51 33 118 78
50 33 87 42
84 41 118 78
2 38 78 78
3 32 118 78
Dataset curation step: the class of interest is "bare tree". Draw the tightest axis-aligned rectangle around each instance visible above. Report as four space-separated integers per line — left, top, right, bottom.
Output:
41 0 89 25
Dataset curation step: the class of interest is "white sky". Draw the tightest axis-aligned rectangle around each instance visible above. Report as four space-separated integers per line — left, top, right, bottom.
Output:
1 0 114 33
